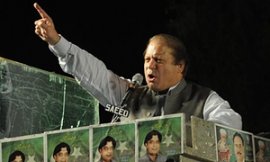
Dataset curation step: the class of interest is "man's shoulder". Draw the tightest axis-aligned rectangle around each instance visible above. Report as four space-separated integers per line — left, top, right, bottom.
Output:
157 154 167 161
185 80 212 95
138 154 150 162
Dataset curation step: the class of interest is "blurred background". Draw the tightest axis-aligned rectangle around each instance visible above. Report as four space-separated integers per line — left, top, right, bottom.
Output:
1 0 270 135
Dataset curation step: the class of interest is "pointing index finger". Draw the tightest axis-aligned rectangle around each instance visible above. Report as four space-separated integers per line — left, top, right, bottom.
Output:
33 2 50 19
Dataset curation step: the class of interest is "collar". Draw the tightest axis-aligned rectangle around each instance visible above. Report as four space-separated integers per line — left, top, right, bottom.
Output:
168 79 187 96
154 79 187 96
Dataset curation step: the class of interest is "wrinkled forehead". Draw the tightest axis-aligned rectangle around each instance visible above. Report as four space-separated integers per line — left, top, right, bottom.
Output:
145 40 174 57
148 37 168 48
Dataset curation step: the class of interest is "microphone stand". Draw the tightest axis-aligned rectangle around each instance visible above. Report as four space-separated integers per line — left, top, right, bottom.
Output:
111 73 143 122
111 84 135 122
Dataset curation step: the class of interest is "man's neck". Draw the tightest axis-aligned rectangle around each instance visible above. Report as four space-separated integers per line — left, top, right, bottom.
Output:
149 154 158 161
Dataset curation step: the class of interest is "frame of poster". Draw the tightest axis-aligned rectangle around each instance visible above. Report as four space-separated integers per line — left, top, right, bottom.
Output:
90 121 136 162
45 126 90 162
215 123 255 162
254 135 270 162
136 113 185 162
1 133 44 162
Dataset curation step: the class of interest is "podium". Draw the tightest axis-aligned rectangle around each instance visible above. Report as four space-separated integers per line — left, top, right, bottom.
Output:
1 114 270 162
1 57 270 162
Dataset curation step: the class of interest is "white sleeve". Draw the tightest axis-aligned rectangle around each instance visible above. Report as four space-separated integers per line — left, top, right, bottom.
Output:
48 36 129 107
203 90 242 130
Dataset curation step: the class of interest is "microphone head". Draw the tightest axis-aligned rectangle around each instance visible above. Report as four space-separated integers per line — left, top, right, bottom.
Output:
132 73 143 86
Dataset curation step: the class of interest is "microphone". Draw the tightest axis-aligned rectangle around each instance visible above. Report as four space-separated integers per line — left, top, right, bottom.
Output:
110 73 143 122
132 73 143 85
120 73 143 105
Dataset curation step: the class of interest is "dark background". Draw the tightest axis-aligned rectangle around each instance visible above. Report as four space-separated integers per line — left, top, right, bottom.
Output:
1 0 270 135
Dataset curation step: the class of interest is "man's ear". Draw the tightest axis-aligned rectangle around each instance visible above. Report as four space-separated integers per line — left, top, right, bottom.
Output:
176 64 184 73
178 60 186 73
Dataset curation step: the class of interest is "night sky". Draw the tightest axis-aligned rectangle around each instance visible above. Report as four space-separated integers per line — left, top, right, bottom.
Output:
1 0 270 135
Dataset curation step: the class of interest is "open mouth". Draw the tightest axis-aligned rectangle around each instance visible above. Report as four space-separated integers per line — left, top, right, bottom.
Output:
148 74 156 81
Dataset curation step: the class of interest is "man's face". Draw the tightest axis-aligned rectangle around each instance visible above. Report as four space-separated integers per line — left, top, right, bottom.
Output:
145 135 161 156
144 39 184 91
259 142 265 150
99 141 114 162
53 147 69 162
220 133 227 141
233 136 245 162
12 156 23 162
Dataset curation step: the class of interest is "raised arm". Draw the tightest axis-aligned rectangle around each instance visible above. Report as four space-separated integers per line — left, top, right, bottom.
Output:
33 3 129 108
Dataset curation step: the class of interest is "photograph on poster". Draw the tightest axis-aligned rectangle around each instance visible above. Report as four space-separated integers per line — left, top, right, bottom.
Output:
215 124 254 162
46 126 90 162
91 122 136 162
254 135 270 162
1 134 44 162
136 113 184 162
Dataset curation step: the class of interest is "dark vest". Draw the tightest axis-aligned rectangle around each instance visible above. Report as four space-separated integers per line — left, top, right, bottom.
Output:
120 81 211 122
